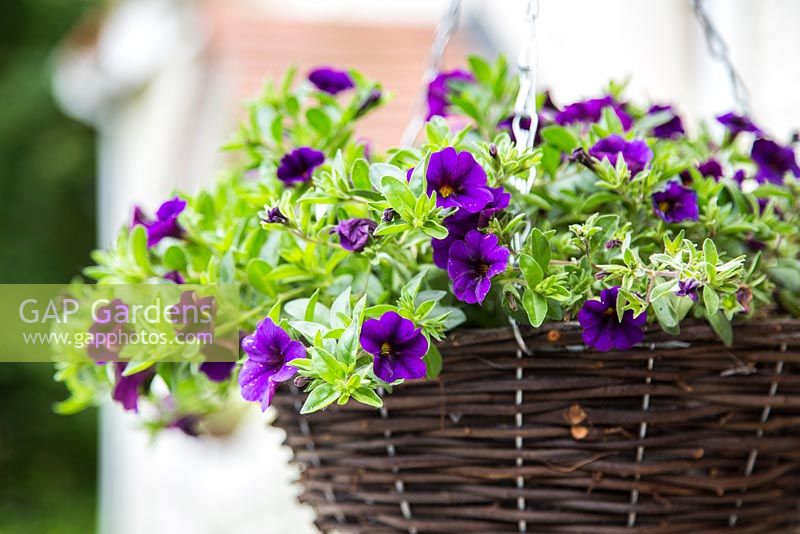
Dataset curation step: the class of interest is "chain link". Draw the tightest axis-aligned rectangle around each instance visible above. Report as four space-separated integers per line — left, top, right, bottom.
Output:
512 0 540 153
690 0 751 115
401 0 462 146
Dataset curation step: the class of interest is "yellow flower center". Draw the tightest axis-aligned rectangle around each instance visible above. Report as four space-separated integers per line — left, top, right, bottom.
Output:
658 201 672 213
604 306 616 317
477 263 489 275
439 184 455 198
380 342 393 356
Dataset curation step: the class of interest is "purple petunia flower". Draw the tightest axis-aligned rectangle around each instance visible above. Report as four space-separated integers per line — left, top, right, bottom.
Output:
447 230 510 305
431 186 510 269
426 147 493 212
359 311 428 383
308 67 354 95
652 181 699 223
131 196 186 248
697 159 723 180
589 135 653 176
555 96 632 130
200 362 235 382
577 286 647 352
648 104 685 139
426 70 474 119
276 147 325 185
263 207 289 225
239 318 306 411
751 138 800 184
112 362 155 412
164 271 184 284
733 169 747 185
716 112 762 137
334 218 377 252
675 278 700 301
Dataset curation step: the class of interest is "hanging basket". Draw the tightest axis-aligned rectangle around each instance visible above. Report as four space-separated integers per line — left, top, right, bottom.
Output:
273 319 800 533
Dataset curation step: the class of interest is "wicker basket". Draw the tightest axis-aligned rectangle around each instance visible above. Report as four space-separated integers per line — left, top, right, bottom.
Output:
272 319 800 533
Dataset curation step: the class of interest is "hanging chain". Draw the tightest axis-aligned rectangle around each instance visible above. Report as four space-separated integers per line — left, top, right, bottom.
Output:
512 0 540 153
690 0 751 115
401 0 462 146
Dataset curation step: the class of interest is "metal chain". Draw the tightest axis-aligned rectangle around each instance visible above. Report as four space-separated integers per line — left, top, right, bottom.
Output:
512 0 540 153
690 0 752 115
401 0 462 146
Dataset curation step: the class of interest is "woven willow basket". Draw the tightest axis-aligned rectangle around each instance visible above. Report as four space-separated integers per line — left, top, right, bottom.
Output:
272 319 800 533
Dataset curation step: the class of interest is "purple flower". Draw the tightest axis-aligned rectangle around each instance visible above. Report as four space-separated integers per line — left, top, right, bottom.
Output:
131 197 186 247
263 207 289 225
164 271 184 284
169 415 200 437
652 181 699 223
447 230 509 305
697 159 723 180
308 67 354 95
555 96 632 130
239 318 306 411
356 88 382 118
426 147 492 212
577 286 647 352
751 138 800 184
359 311 428 382
112 363 155 412
431 186 510 269
276 147 325 185
716 112 762 137
675 278 700 301
589 135 653 176
426 70 474 119
733 169 747 185
334 218 377 252
200 362 235 382
648 104 685 139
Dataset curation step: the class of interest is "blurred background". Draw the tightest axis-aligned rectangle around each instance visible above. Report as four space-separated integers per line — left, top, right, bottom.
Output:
1 0 799 533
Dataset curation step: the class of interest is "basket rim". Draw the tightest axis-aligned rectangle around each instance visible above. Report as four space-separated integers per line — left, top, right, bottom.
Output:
440 316 800 349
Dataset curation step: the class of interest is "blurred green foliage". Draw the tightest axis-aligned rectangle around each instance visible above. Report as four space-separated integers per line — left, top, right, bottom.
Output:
1 0 99 532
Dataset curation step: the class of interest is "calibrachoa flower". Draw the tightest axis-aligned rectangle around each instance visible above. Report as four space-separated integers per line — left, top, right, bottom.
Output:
263 207 288 225
334 218 377 252
751 138 800 184
131 196 186 247
716 112 762 137
164 271 184 284
589 135 653 176
556 96 632 130
426 70 474 119
577 286 647 352
426 147 493 212
276 147 325 185
681 158 724 184
112 363 155 412
431 186 510 269
652 181 699 223
675 278 700 301
359 311 428 382
239 318 306 411
200 362 235 382
648 104 685 139
308 67 353 95
447 230 509 305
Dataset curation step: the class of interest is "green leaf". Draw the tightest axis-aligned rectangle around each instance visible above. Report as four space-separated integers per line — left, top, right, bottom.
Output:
163 246 187 271
351 158 371 190
522 290 548 327
312 347 347 382
651 295 678 328
247 259 273 295
703 286 720 315
424 343 443 379
540 125 578 152
351 387 383 408
650 279 679 302
707 311 733 347
306 108 332 135
421 221 448 239
300 384 341 414
381 176 416 221
703 238 718 265
519 254 544 287
336 318 359 368
129 225 152 273
529 229 551 270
